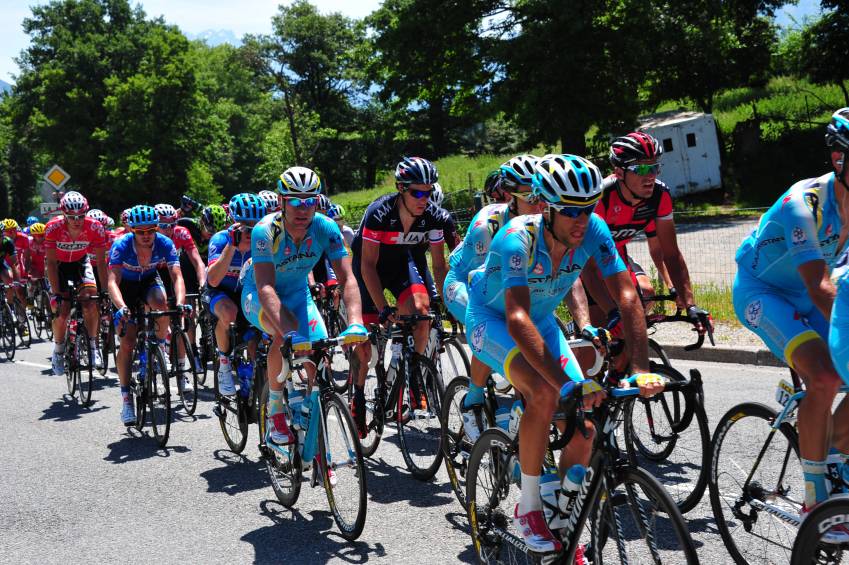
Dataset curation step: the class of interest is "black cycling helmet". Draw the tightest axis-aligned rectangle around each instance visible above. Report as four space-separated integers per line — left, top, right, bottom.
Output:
609 132 663 168
395 156 438 186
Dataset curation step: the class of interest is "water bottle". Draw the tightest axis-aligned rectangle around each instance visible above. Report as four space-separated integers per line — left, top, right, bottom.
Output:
301 390 320 465
426 326 439 358
237 361 253 398
539 467 564 529
387 341 402 388
558 464 587 518
508 455 521 484
495 406 510 433
287 380 304 430
508 399 524 438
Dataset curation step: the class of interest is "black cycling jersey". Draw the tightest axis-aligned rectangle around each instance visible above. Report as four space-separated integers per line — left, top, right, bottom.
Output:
0 236 16 264
176 217 208 261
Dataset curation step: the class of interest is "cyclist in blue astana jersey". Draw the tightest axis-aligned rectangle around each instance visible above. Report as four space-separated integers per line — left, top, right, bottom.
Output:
241 166 368 445
465 154 663 554
206 193 266 396
108 205 186 427
735 108 849 515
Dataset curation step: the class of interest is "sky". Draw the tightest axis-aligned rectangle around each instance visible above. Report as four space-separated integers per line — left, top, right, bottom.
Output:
0 0 381 83
0 0 824 84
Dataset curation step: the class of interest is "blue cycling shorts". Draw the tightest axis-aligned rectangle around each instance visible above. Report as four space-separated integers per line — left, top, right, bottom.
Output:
443 270 469 322
465 308 583 385
830 278 849 385
241 282 327 342
733 269 828 369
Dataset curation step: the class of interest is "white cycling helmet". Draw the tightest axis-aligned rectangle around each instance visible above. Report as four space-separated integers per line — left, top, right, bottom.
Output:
86 209 108 225
154 203 178 223
277 166 322 196
429 183 444 207
531 154 603 207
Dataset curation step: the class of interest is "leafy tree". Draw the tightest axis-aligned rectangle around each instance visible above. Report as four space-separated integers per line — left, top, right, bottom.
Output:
800 2 849 105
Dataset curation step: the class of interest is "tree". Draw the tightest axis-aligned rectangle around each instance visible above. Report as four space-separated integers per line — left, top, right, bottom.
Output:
800 2 849 105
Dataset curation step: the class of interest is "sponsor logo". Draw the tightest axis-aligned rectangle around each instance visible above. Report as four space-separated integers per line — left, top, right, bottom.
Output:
509 254 523 271
819 514 849 534
826 224 834 237
445 282 460 302
609 227 638 241
276 251 316 268
471 323 486 352
792 227 807 245
475 239 485 254
57 241 90 252
255 239 267 251
533 263 544 275
745 300 762 328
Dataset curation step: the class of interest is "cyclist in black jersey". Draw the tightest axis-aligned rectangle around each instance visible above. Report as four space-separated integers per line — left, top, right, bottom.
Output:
0 236 19 306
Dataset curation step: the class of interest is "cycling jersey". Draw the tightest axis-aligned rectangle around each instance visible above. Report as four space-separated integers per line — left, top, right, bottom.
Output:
9 232 29 276
108 232 179 282
90 230 117 267
594 176 673 254
44 216 108 263
28 236 46 277
167 225 196 255
467 214 625 320
0 236 16 271
177 217 209 259
207 229 250 293
444 203 511 321
831 255 849 384
733 172 845 367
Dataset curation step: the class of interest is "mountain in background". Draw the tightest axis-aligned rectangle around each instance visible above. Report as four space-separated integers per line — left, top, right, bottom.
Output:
185 29 241 47
0 79 11 95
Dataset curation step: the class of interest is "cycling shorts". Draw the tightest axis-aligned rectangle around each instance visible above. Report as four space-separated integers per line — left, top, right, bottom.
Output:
204 286 240 316
733 269 828 369
465 310 583 385
311 254 338 287
51 257 96 295
119 275 165 308
179 253 200 294
443 269 468 322
241 283 327 342
830 278 849 385
355 250 434 324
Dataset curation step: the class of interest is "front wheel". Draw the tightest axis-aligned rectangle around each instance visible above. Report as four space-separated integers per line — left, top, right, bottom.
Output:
147 343 172 448
397 355 444 481
590 467 699 563
260 379 302 507
319 393 368 540
215 362 248 454
75 321 94 406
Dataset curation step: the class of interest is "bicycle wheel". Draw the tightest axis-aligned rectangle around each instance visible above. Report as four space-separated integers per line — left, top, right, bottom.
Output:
327 309 350 394
41 290 54 341
623 366 709 513
75 322 94 406
465 428 530 564
319 393 368 540
133 345 147 431
147 343 172 447
438 337 471 386
648 337 671 367
14 299 31 349
197 312 215 386
0 303 16 361
441 376 494 511
214 361 248 453
590 466 699 563
791 494 849 565
356 363 385 458
260 379 302 507
397 355 444 481
171 329 199 415
32 292 45 339
709 402 802 565
63 330 76 395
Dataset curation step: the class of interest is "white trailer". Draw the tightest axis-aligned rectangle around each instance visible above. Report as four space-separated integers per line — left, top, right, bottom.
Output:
638 110 722 197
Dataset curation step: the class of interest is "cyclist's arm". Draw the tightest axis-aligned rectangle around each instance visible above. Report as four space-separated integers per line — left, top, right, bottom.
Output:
563 277 591 331
169 264 186 305
107 266 126 311
206 243 235 287
254 261 298 337
360 239 388 312
799 259 836 320
646 236 674 292
46 247 60 295
94 246 109 292
580 257 616 315
430 240 448 297
505 285 575 389
186 246 206 287
604 270 649 373
654 219 694 305
330 255 363 326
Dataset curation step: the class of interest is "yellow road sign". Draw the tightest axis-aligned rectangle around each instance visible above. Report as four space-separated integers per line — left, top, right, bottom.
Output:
44 165 70 190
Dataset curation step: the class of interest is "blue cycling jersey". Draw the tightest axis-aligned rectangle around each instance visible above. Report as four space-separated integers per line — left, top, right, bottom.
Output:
242 212 347 293
448 203 511 283
467 214 625 320
736 172 846 291
108 232 179 282
207 229 250 293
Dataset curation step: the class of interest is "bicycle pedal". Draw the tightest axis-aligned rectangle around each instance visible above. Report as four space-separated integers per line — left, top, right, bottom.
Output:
212 404 224 418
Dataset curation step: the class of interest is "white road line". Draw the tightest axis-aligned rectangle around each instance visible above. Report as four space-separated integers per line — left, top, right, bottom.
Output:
15 360 52 370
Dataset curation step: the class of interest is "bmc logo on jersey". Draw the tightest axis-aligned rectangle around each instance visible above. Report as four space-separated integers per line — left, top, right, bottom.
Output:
610 228 638 240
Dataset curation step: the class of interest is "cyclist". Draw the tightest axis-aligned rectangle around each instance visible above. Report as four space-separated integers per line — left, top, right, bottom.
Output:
3 219 30 327
155 203 206 299
465 154 661 553
241 166 368 444
24 216 39 236
326 204 354 248
45 191 109 375
484 169 509 204
430 183 460 251
258 190 281 213
735 108 849 514
581 132 711 334
85 209 115 293
108 205 186 426
27 223 47 294
205 193 264 396
0 231 19 312
113 209 131 239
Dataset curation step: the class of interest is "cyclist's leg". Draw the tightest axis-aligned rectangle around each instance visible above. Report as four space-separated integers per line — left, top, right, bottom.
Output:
351 259 377 388
78 257 100 339
144 276 169 341
115 279 143 388
51 263 73 349
445 272 489 403
735 273 838 507
210 290 237 358
398 252 430 355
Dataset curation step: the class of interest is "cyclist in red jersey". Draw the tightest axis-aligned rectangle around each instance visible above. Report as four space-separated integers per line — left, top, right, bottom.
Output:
45 191 109 376
581 132 711 335
27 223 47 300
86 209 116 293
3 219 30 313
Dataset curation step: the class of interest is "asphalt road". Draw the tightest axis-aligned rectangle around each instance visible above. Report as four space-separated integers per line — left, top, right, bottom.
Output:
0 337 795 564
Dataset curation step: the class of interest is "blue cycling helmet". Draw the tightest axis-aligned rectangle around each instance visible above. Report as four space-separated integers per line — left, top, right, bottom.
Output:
826 108 849 151
128 205 159 228
500 154 539 187
228 193 267 222
26 216 39 226
531 154 603 207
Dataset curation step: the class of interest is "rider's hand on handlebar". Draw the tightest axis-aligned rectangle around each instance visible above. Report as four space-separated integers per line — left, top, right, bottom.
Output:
560 379 607 412
580 324 610 354
686 305 714 342
113 306 131 328
625 372 666 398
378 305 396 326
339 323 369 347
284 331 312 355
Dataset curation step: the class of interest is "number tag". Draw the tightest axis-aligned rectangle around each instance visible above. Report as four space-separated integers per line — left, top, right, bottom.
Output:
775 379 794 407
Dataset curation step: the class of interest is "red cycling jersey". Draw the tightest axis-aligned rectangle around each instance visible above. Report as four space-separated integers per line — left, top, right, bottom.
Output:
90 230 118 266
169 225 196 255
44 216 108 263
594 175 674 256
28 235 46 277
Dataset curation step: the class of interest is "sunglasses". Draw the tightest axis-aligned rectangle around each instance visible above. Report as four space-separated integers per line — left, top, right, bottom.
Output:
64 214 85 220
510 191 536 202
408 189 432 199
625 163 661 176
158 223 175 229
550 202 597 218
134 227 157 235
285 197 318 208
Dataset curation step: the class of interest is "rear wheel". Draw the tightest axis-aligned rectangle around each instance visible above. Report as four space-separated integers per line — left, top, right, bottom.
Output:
791 495 849 565
63 329 76 396
215 360 248 453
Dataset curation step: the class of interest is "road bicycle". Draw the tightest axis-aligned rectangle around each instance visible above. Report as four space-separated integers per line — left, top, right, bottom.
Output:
61 282 96 405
